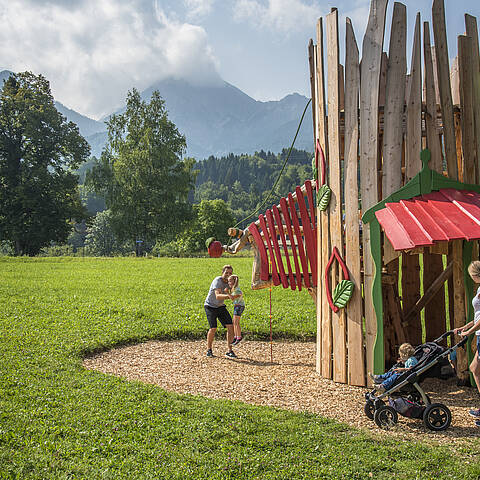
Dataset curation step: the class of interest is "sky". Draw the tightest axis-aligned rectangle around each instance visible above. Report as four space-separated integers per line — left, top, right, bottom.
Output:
0 0 479 120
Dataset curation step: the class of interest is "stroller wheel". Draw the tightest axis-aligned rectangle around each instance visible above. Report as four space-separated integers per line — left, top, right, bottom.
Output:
364 400 375 420
374 405 398 429
423 403 451 431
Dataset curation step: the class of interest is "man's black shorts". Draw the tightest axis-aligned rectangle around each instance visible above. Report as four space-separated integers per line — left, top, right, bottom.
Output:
204 305 232 328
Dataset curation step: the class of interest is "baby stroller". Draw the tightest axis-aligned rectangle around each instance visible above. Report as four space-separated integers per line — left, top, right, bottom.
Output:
364 330 468 431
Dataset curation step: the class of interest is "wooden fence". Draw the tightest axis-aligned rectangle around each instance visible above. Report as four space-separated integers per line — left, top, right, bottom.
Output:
310 0 480 385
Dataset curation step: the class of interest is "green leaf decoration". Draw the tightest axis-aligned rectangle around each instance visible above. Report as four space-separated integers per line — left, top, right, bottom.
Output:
317 184 331 211
332 280 354 309
205 237 215 249
311 156 318 181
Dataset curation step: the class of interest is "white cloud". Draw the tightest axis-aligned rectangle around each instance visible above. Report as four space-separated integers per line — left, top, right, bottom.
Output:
234 0 322 33
184 0 215 19
0 0 221 119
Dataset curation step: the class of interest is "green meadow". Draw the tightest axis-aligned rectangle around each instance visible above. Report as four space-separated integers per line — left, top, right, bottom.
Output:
1 256 479 479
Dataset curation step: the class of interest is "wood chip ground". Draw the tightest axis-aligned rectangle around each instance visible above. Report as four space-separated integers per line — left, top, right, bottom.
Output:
83 340 480 447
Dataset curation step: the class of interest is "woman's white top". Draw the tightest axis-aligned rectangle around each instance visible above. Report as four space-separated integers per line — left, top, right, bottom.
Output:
472 285 480 336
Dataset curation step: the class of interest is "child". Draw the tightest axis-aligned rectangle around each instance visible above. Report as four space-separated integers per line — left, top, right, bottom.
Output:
370 343 419 392
227 275 245 346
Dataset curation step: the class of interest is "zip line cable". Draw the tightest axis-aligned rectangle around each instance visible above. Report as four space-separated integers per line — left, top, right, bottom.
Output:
233 98 312 229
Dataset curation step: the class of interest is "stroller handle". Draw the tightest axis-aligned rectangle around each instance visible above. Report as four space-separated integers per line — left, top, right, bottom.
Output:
433 329 469 349
432 329 455 343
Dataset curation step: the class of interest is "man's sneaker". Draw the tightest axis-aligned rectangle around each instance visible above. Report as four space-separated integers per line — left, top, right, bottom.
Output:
225 350 237 359
469 408 480 418
206 349 214 358
475 419 480 427
232 337 243 346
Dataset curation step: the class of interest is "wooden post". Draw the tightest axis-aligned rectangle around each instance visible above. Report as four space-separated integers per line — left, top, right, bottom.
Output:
458 35 477 184
465 15 480 182
382 1 406 196
452 240 469 382
405 13 422 181
316 17 332 379
432 0 457 179
326 8 346 383
423 21 442 171
308 39 317 142
360 0 388 376
344 17 364 386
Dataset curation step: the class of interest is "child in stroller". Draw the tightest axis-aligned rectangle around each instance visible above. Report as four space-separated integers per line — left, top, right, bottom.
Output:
364 330 467 431
370 343 419 392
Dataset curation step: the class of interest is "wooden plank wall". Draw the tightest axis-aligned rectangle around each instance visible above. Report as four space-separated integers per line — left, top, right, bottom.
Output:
326 8 347 383
311 0 480 385
344 18 364 386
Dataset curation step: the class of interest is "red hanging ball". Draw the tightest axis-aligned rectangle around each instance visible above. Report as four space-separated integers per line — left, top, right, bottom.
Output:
208 240 223 258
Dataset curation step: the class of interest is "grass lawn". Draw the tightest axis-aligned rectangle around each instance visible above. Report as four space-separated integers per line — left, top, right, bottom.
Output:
1 256 479 479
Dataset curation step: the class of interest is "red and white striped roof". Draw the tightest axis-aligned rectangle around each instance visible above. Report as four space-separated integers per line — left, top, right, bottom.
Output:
375 188 480 251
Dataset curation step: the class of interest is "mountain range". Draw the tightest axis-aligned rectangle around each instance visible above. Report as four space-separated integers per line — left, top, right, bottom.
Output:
0 70 313 159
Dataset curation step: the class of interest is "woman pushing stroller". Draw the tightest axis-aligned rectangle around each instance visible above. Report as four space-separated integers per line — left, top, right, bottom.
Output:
454 260 480 427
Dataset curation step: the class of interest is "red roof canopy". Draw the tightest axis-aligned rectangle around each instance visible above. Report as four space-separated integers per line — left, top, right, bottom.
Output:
375 188 480 251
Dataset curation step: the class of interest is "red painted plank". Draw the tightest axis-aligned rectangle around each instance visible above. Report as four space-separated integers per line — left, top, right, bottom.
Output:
266 209 289 288
258 214 281 286
440 189 480 226
305 180 317 253
249 222 270 281
273 204 296 290
399 198 449 242
305 180 316 229
296 186 317 287
422 191 480 240
280 197 302 291
288 192 311 288
385 202 434 246
375 207 416 250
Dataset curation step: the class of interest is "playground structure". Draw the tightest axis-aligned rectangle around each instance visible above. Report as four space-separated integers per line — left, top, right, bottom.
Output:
220 0 480 387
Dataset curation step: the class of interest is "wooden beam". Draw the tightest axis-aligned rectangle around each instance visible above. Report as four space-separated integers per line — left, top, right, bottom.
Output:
344 17 364 387
432 0 457 179
403 261 452 325
360 0 388 377
382 2 406 197
458 35 477 184
452 240 469 382
423 21 443 173
465 15 480 184
315 17 332 379
308 39 316 144
405 13 422 181
326 8 346 384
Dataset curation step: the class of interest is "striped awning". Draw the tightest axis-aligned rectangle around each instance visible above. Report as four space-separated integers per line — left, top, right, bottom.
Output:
375 188 480 251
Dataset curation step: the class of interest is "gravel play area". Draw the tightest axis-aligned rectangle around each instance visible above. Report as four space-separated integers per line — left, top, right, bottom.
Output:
83 339 480 446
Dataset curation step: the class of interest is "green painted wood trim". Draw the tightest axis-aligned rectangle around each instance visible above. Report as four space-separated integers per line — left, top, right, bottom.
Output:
370 220 384 374
463 241 475 387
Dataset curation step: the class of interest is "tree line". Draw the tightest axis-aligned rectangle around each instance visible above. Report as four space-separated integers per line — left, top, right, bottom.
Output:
0 72 313 257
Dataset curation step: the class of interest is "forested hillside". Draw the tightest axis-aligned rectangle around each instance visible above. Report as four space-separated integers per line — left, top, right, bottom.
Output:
193 148 313 226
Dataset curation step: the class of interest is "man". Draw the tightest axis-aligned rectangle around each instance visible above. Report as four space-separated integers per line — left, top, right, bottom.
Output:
204 264 236 358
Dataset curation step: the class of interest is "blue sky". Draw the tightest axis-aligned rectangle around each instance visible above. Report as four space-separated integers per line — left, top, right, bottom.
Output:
0 0 478 119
